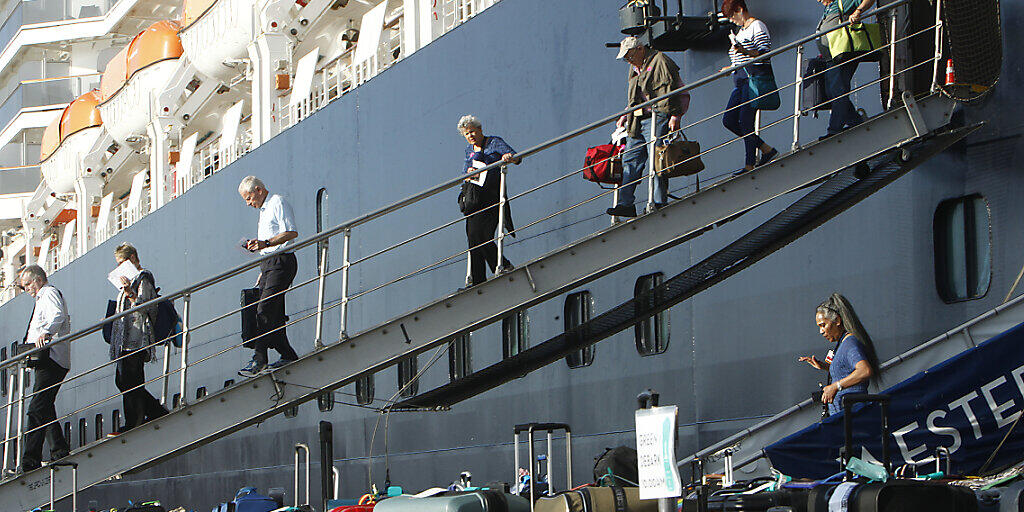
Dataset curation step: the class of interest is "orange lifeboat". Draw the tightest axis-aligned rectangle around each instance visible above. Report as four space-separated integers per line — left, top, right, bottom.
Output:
181 0 217 30
39 116 60 162
59 90 103 140
99 46 129 102
127 21 183 78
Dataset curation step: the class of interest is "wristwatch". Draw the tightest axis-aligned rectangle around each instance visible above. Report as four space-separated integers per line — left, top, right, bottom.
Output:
835 382 844 392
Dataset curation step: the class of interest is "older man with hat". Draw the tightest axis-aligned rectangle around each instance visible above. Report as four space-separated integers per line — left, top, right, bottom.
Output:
609 36 689 218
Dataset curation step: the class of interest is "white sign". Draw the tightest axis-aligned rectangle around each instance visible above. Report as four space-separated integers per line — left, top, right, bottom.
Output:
635 405 682 500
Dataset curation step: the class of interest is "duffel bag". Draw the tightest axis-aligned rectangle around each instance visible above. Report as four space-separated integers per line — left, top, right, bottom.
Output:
583 144 624 186
535 486 657 512
375 490 530 512
655 132 703 178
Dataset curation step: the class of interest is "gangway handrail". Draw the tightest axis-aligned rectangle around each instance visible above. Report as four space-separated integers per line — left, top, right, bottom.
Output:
0 0 916 373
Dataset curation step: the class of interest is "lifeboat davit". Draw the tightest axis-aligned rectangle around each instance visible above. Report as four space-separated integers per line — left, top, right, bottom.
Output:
98 20 184 147
39 91 105 195
179 0 254 83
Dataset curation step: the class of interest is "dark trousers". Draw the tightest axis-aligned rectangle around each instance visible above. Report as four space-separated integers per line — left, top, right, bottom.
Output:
466 206 510 286
115 351 167 430
23 358 70 469
723 71 767 167
825 59 862 134
255 252 299 365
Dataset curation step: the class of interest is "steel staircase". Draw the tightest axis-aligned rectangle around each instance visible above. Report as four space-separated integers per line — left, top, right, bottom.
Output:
0 90 961 509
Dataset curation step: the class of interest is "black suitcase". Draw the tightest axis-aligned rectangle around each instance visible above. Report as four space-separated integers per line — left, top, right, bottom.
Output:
682 479 809 512
801 57 832 112
977 480 1024 512
240 287 260 348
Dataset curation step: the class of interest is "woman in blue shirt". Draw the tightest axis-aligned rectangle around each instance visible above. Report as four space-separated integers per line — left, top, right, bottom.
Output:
799 292 882 415
457 115 518 286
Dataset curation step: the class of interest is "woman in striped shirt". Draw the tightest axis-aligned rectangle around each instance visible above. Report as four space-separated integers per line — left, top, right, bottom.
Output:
720 0 778 175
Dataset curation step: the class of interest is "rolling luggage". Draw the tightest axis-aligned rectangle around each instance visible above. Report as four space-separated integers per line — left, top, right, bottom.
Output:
534 486 657 512
801 57 832 112
513 422 573 503
374 490 530 512
233 487 279 512
976 480 1024 512
241 288 260 348
805 394 978 512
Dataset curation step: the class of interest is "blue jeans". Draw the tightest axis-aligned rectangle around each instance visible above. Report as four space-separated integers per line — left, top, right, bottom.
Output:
825 60 862 134
619 115 670 208
722 71 767 167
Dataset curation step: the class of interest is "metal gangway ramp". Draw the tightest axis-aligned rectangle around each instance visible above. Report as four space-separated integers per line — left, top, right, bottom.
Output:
0 1 971 507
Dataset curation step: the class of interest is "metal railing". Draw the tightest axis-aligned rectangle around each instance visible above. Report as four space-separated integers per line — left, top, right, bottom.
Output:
0 0 941 477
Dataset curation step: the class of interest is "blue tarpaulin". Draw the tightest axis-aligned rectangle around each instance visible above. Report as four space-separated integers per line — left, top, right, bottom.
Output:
766 321 1024 479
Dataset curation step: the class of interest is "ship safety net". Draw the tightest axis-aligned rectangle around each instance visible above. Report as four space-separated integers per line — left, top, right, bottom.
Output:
939 0 1002 102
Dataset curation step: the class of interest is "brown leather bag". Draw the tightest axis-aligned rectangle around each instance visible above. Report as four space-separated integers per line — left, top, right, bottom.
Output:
655 131 704 178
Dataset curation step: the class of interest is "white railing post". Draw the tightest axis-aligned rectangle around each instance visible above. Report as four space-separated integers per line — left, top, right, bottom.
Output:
339 229 351 341
646 114 657 213
2 372 14 472
793 44 804 151
495 165 508 273
160 338 172 406
610 188 620 226
313 241 328 350
178 293 191 407
886 10 899 109
14 362 25 470
931 0 943 92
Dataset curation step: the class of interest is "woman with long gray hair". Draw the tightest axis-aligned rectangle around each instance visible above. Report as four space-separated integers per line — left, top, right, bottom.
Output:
799 292 881 415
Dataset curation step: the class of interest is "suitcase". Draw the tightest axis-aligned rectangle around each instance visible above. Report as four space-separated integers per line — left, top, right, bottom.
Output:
535 486 657 512
977 480 1024 512
241 287 261 348
513 422 573 503
374 490 531 512
801 57 832 112
48 462 78 512
234 487 279 512
330 506 376 512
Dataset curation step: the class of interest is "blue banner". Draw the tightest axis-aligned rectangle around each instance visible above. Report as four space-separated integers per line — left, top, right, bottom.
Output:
766 321 1024 479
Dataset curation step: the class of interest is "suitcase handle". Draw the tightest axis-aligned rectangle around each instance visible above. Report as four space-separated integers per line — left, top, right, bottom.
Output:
514 423 571 434
841 393 891 478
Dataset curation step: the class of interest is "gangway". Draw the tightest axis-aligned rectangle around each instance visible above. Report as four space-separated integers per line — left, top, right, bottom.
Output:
0 0 977 506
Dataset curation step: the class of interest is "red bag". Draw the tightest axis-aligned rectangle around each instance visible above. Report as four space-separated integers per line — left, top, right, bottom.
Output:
583 144 624 185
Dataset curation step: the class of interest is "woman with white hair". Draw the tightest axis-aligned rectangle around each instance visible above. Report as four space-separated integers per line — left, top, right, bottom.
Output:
456 115 518 287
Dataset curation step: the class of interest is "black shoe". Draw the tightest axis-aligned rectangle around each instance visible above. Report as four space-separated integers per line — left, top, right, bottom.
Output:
756 148 779 167
732 167 752 177
48 451 69 461
606 205 637 218
497 263 515 275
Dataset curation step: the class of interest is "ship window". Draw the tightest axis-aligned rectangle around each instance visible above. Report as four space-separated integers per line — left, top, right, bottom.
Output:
63 422 71 446
78 418 87 446
934 195 991 303
112 410 121 433
635 272 669 356
398 356 418 398
356 375 374 405
172 393 181 409
502 310 529 359
449 333 472 381
564 291 595 368
284 405 299 418
317 391 335 412
196 386 207 399
95 413 104 439
224 379 235 388
316 188 329 270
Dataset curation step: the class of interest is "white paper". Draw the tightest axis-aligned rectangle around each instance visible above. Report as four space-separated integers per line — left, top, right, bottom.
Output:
354 1 387 65
60 219 76 256
107 260 141 290
177 132 198 184
127 171 147 211
468 160 488 186
96 193 113 231
219 101 245 154
635 405 682 499
290 47 320 107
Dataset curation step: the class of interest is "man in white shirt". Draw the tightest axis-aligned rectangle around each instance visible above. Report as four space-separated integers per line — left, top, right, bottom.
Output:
18 264 71 471
238 176 300 377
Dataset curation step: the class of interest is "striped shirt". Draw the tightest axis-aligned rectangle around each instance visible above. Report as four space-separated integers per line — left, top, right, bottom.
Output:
728 19 771 68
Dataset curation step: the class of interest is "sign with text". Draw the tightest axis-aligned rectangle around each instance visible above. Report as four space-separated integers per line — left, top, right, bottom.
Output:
635 405 682 499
